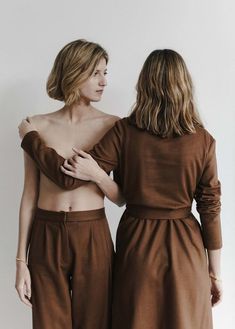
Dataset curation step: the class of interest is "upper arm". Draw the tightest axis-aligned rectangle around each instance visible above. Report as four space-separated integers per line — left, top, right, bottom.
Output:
89 119 124 174
194 136 222 250
195 138 220 195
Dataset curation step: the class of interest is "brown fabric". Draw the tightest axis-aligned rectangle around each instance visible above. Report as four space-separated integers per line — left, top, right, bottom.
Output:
21 118 222 328
28 207 114 329
21 131 87 190
21 118 222 249
113 207 213 329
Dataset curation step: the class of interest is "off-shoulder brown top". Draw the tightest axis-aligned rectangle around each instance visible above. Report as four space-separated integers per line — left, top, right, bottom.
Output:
21 117 222 250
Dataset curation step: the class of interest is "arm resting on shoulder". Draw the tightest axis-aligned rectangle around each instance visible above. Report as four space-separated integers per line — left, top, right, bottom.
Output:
21 120 124 203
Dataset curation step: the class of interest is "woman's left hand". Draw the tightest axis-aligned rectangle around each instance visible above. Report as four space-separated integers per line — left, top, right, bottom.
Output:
18 118 37 139
61 149 105 182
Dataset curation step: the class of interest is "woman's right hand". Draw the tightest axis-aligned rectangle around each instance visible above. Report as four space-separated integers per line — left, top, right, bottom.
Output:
61 149 105 182
18 117 37 139
15 262 32 307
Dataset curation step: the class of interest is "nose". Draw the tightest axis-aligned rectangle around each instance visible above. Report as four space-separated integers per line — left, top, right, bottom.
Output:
99 75 107 87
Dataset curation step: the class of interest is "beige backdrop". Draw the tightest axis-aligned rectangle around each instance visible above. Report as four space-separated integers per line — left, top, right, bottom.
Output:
0 0 234 328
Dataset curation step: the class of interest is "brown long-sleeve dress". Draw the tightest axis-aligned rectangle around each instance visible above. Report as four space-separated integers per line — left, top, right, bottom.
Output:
21 117 222 329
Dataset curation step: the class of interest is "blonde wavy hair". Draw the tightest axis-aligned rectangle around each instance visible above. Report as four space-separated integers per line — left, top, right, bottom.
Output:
130 49 203 137
47 39 108 105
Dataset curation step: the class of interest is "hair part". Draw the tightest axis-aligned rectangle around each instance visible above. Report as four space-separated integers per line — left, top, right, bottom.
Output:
47 39 108 105
130 49 203 137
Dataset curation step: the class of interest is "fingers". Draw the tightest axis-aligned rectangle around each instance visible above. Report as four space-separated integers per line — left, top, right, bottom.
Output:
68 156 78 167
22 119 29 125
18 120 24 129
72 147 80 155
72 148 91 159
212 294 222 307
60 166 77 177
18 119 30 131
63 159 75 171
15 284 32 307
211 285 223 307
25 276 31 300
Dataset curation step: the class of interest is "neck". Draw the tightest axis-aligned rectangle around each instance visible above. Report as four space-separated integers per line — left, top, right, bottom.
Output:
62 100 94 123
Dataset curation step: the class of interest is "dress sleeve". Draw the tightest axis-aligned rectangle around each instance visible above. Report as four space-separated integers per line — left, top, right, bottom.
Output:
21 120 123 190
194 138 222 250
88 120 123 174
21 131 86 190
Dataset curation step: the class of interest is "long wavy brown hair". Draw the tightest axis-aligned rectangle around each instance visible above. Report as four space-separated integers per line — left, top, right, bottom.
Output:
47 39 108 105
130 49 203 137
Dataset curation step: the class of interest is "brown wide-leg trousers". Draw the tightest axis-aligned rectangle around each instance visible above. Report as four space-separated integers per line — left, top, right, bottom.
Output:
28 207 114 329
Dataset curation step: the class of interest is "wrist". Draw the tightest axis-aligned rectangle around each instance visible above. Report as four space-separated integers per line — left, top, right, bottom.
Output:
93 168 107 185
208 268 221 278
16 257 28 265
209 272 222 282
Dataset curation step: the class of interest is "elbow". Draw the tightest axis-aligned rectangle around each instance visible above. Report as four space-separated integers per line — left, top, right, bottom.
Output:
118 202 125 208
108 195 125 207
116 199 126 207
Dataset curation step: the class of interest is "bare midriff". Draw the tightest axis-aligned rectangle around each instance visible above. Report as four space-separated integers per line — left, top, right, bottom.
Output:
37 173 104 212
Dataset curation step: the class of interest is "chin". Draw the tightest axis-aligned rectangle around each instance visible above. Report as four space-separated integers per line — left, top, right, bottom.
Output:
90 96 102 102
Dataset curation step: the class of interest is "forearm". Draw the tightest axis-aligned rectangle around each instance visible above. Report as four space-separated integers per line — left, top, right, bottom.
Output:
16 195 37 261
207 248 222 277
93 168 125 207
21 131 87 190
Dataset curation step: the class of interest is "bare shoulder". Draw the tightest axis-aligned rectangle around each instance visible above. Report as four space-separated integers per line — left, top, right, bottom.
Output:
28 110 61 132
91 108 121 131
101 113 121 130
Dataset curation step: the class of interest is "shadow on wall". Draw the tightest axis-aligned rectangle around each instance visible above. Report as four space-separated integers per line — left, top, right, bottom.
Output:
1 80 42 184
0 79 49 193
0 78 47 329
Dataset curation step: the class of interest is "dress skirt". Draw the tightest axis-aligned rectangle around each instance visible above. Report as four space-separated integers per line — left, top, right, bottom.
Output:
112 206 212 329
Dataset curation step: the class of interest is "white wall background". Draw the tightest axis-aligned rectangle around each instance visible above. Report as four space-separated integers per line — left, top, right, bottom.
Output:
0 0 234 328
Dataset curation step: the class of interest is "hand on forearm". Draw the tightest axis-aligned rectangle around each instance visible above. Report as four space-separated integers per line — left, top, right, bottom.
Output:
18 118 37 139
62 149 125 206
62 149 106 182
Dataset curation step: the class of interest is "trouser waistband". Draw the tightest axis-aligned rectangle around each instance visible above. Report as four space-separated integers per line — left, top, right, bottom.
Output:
35 207 106 222
125 205 191 219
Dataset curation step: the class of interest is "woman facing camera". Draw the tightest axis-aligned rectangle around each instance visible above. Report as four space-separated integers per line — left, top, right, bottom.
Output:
19 49 222 329
15 39 124 329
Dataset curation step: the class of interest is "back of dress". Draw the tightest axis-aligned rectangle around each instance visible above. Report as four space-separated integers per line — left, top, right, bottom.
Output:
90 117 222 250
21 117 222 250
120 119 219 212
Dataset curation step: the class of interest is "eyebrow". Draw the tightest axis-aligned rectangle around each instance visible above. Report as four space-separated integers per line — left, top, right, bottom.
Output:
95 69 108 72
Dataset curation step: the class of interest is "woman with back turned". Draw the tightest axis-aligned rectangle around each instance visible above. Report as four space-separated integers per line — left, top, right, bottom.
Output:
19 49 222 329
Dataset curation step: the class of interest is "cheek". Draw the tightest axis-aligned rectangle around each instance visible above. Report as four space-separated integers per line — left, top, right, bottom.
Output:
79 87 90 98
80 81 95 97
